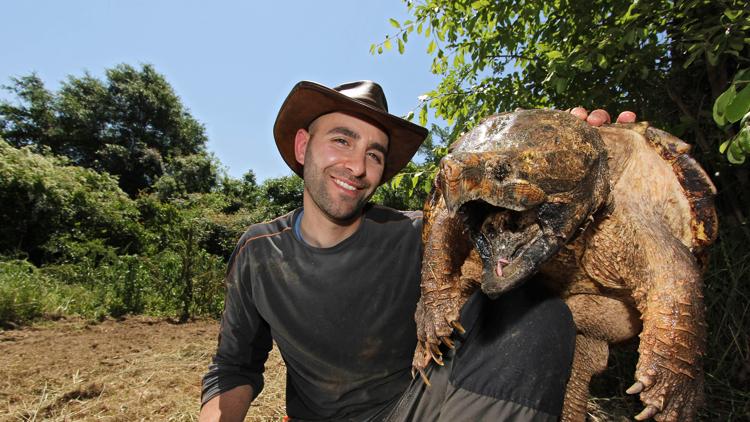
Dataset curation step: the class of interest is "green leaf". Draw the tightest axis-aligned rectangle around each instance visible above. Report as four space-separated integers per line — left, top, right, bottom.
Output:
427 40 437 54
419 105 428 126
554 78 568 94
734 68 750 84
411 173 421 189
706 50 719 66
404 110 414 121
576 59 593 72
369 44 376 55
597 54 608 69
741 110 750 127
391 173 404 188
389 18 401 29
727 139 746 164
738 127 750 153
713 86 736 125
719 140 730 153
423 175 433 193
726 83 750 123
546 50 563 60
398 38 405 54
724 10 742 21
384 38 392 51
377 46 383 54
683 48 703 69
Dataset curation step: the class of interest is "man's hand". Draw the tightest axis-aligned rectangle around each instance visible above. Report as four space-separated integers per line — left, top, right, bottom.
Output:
199 385 253 422
570 107 637 127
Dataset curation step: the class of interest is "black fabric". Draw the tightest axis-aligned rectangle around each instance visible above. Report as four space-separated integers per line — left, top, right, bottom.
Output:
451 281 576 416
386 281 575 421
201 205 423 421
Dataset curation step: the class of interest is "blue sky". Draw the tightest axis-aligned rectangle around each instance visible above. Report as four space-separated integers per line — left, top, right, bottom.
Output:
1 0 440 181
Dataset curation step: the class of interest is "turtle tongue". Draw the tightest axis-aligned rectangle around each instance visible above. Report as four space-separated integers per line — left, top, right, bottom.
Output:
495 257 510 277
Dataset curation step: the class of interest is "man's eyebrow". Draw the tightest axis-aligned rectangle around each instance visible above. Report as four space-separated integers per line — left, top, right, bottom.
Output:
326 126 388 156
369 142 388 156
326 126 360 140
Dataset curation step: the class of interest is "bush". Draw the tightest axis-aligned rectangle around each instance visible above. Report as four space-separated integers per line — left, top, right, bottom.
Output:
0 260 46 326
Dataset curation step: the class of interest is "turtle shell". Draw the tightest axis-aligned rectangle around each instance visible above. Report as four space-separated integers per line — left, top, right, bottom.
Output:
603 122 718 264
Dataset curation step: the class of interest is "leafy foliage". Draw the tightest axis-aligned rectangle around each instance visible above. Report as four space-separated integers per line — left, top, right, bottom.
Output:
377 1 748 144
715 68 750 164
0 132 303 325
0 64 215 196
0 138 144 264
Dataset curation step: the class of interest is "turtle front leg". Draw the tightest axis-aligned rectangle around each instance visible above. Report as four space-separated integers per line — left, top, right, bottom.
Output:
628 262 705 422
582 218 705 421
413 195 476 380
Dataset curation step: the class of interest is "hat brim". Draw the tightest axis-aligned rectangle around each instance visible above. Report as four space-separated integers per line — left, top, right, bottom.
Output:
273 81 428 184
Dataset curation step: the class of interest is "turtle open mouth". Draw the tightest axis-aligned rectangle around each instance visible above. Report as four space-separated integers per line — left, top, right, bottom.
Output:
457 200 544 294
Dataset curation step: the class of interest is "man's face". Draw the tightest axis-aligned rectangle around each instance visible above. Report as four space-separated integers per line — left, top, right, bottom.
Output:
294 112 389 223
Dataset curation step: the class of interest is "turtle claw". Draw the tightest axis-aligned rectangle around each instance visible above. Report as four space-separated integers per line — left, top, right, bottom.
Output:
441 336 455 349
428 343 444 365
449 320 466 334
417 367 432 387
634 405 659 421
626 381 645 395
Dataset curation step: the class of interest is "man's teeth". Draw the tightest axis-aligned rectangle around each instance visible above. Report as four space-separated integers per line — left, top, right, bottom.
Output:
334 179 357 191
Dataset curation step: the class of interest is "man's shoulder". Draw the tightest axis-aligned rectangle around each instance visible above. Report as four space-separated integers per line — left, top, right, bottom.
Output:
365 203 422 222
236 210 297 247
364 204 423 229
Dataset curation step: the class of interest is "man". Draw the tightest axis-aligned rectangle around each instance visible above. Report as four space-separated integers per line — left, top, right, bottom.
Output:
200 80 633 421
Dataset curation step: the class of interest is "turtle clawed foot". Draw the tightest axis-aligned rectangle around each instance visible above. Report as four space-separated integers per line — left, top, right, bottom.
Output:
634 405 659 421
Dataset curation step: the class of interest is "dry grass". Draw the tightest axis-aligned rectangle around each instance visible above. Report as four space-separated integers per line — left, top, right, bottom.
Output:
0 317 286 421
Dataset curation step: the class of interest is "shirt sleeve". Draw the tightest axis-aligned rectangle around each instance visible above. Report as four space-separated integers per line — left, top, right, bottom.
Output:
201 237 273 405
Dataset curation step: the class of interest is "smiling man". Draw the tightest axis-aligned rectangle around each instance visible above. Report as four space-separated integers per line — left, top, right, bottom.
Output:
199 80 631 422
200 81 430 421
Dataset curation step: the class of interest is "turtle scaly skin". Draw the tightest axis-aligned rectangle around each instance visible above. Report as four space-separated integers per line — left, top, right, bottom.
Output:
413 109 717 421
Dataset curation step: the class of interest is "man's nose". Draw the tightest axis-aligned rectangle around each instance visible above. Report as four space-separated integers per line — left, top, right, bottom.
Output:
345 151 367 177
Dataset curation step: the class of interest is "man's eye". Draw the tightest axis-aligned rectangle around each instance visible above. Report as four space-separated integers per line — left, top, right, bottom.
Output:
333 138 349 146
368 152 383 164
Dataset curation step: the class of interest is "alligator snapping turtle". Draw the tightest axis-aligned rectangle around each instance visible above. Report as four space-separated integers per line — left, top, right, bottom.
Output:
413 109 717 421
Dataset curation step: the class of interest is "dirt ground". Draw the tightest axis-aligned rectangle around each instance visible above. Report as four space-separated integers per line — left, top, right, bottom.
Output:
0 317 286 421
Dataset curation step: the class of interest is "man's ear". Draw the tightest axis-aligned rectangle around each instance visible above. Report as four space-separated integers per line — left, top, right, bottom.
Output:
294 129 310 166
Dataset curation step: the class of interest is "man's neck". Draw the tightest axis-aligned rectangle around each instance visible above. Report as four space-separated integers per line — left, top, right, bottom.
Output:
299 202 364 248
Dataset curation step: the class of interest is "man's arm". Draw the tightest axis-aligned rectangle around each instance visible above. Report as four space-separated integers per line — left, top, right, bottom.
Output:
200 231 273 419
199 385 254 422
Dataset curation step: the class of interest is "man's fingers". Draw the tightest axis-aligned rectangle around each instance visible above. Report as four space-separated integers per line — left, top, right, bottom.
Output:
616 111 637 123
570 107 588 121
586 109 611 127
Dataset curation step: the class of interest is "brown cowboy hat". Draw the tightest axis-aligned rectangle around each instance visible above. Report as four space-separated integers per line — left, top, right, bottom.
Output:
273 80 428 183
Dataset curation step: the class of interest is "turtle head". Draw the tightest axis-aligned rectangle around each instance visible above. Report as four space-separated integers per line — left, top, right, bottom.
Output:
439 109 609 298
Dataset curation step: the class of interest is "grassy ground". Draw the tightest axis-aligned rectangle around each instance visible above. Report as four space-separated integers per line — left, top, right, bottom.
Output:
0 317 286 421
1 315 747 421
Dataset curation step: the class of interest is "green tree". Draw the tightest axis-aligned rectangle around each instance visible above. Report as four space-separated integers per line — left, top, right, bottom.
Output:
0 139 143 264
0 64 215 196
258 174 304 217
378 0 749 223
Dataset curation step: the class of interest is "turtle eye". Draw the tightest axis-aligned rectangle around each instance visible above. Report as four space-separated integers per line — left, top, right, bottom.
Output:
491 163 511 180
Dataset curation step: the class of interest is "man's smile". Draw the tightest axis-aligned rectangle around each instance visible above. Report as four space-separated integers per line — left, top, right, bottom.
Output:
332 176 365 192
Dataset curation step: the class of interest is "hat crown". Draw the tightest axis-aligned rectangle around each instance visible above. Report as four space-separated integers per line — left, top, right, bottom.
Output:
333 81 389 113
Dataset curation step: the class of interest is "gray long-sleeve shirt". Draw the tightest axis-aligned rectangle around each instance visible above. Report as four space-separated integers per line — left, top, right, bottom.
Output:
202 205 423 420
